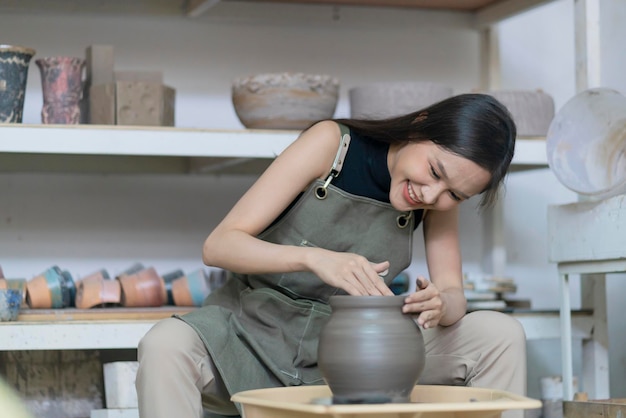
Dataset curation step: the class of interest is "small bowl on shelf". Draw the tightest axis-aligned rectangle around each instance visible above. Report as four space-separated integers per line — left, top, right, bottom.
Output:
232 72 339 130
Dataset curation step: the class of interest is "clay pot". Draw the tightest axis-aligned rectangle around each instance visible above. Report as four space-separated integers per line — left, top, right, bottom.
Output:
318 295 425 404
0 44 36 123
36 56 85 124
171 269 213 307
118 267 167 307
162 269 186 305
1 278 27 305
26 266 74 309
75 270 121 309
481 89 555 137
232 72 339 130
0 289 21 321
349 81 453 120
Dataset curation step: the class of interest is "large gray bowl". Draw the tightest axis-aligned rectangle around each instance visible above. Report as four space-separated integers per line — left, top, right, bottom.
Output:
349 81 453 119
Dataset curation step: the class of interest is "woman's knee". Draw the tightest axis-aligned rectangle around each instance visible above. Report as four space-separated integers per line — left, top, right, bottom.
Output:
138 317 199 360
464 310 526 349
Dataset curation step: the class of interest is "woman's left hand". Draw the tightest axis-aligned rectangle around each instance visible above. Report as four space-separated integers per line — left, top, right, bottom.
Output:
402 276 445 329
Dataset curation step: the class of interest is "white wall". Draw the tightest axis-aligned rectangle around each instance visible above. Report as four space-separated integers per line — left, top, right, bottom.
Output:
1 0 624 398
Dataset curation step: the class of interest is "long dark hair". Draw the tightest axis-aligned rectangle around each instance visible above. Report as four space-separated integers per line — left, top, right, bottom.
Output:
334 93 516 208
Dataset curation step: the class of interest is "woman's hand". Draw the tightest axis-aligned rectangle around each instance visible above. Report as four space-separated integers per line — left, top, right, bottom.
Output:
402 276 445 329
308 248 393 296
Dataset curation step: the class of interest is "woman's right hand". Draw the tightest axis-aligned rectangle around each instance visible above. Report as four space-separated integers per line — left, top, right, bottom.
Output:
307 248 393 296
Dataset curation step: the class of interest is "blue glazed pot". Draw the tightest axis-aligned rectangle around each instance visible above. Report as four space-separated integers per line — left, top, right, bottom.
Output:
0 289 22 321
0 44 36 123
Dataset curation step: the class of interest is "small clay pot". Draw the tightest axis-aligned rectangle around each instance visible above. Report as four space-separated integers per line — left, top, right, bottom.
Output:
318 295 425 404
162 269 185 305
118 267 167 307
75 270 121 309
0 289 21 321
26 274 52 309
172 269 212 307
2 278 27 305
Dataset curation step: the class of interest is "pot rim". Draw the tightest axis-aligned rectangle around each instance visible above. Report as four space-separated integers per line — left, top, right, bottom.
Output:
328 294 405 308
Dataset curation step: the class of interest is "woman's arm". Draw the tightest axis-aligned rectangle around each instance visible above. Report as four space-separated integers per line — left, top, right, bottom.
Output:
202 120 392 296
402 206 467 327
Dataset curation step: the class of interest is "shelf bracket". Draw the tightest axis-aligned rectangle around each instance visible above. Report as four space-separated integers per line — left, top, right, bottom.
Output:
185 0 222 17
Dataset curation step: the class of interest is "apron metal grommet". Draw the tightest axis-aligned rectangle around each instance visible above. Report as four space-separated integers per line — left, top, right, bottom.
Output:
315 186 328 200
396 211 412 229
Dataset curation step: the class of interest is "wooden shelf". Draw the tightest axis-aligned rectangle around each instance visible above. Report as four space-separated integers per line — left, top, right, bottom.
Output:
0 124 547 174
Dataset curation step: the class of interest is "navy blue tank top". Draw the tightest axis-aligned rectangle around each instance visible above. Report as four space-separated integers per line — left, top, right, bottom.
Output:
270 125 423 229
332 126 423 229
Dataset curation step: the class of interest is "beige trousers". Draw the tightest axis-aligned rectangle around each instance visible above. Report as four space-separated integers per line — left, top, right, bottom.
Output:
136 310 528 418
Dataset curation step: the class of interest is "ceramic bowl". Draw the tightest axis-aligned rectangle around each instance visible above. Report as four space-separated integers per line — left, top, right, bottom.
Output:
480 89 555 137
349 81 453 119
0 289 22 321
232 72 339 130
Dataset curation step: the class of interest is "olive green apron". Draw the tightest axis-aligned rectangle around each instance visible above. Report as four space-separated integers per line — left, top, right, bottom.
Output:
179 124 416 414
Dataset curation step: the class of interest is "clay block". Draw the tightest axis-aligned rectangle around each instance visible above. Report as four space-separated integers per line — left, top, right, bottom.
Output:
85 45 115 86
91 409 139 418
89 84 116 125
114 71 163 83
89 82 175 126
103 361 139 409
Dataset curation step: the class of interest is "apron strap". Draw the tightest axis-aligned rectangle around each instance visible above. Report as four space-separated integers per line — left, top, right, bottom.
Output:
319 123 352 194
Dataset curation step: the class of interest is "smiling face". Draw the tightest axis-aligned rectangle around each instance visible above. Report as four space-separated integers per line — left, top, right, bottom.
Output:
387 141 492 212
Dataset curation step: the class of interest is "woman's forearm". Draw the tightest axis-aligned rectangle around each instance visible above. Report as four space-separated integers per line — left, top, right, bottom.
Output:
203 229 311 274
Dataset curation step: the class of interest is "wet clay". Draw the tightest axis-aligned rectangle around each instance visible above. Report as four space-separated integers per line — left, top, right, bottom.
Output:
318 295 425 403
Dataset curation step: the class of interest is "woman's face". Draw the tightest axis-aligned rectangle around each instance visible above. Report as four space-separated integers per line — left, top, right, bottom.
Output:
387 141 491 212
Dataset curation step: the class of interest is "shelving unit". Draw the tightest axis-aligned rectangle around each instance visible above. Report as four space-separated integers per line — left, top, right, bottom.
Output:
0 2 574 415
0 124 547 173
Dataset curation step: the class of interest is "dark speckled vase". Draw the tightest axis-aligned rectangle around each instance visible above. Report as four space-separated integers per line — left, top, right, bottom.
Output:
318 295 426 404
0 45 36 123
36 56 85 124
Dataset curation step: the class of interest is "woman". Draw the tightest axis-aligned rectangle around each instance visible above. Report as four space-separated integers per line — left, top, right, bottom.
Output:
136 93 527 418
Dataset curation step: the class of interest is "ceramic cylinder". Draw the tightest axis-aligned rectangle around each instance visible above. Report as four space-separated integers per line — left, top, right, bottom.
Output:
36 56 85 124
0 44 36 123
318 295 425 403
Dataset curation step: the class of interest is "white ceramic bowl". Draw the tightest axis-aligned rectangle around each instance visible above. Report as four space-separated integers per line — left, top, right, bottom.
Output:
547 87 626 200
232 72 339 130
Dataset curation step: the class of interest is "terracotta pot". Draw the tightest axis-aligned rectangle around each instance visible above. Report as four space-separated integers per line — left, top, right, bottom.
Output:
118 267 167 307
75 270 121 309
232 72 339 130
171 276 193 307
162 269 185 305
349 82 453 120
0 44 36 123
26 274 52 309
171 269 212 307
318 295 425 404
